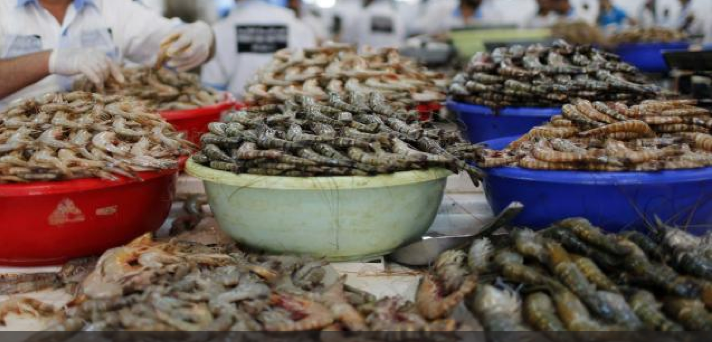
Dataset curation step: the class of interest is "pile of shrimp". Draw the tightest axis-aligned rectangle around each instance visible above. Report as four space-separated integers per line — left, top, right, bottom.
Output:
435 217 712 331
551 20 607 47
193 92 482 178
2 232 477 333
0 91 193 183
479 99 712 171
244 44 447 107
74 67 223 111
449 40 660 108
610 27 688 45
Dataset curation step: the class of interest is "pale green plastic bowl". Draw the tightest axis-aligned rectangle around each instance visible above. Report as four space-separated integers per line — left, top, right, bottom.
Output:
186 159 452 261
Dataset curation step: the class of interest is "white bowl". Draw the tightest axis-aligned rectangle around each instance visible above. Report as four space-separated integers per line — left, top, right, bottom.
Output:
186 159 452 261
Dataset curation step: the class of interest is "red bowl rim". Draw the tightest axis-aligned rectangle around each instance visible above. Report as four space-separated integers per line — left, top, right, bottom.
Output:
160 100 239 121
0 155 188 197
0 168 179 198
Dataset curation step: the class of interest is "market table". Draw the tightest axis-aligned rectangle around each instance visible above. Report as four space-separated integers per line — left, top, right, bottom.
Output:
0 172 492 331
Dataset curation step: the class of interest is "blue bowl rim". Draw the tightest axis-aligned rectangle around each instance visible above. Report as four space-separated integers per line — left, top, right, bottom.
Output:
481 136 712 185
446 99 561 118
615 41 691 50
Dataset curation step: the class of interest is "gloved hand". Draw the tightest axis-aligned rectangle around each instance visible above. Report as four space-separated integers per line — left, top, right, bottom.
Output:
49 48 124 90
160 21 214 72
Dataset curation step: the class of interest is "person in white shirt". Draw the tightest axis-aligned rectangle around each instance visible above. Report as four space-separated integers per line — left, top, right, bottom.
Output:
0 0 214 108
201 0 316 99
423 0 505 35
327 0 361 42
341 0 406 49
287 0 329 43
524 0 578 28
636 0 657 28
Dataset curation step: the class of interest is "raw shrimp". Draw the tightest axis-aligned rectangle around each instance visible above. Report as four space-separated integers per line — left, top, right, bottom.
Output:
524 292 566 331
545 241 616 322
266 293 334 331
415 274 477 320
470 285 531 331
630 290 683 332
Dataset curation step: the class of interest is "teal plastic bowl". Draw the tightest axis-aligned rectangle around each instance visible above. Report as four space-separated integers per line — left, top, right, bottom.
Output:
186 159 452 261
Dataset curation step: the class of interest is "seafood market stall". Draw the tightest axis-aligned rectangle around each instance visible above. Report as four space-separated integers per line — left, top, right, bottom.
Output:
3 40 712 336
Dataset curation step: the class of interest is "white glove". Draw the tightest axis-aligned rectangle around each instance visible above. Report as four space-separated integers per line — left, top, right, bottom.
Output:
160 21 214 72
49 48 124 90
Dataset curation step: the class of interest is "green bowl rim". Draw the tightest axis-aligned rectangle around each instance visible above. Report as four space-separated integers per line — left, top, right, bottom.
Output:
185 158 453 190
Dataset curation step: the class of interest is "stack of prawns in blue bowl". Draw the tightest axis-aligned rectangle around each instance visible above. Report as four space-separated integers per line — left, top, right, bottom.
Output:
476 97 712 233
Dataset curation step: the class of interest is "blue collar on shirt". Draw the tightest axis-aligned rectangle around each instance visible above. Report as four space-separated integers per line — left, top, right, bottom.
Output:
452 6 483 20
17 0 97 11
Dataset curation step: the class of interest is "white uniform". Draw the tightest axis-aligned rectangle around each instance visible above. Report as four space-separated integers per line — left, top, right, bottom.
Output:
301 9 329 42
422 0 506 34
341 0 406 49
200 0 316 99
570 0 598 24
523 7 579 28
327 0 362 41
0 0 177 107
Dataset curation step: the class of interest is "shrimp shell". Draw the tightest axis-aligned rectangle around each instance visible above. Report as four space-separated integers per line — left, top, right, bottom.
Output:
433 250 469 294
532 139 600 163
545 242 616 322
574 99 616 124
630 290 683 332
557 218 632 256
662 107 710 117
552 290 608 331
519 156 578 170
416 274 477 320
513 229 548 264
663 298 712 331
592 101 629 122
468 238 494 274
653 124 708 133
579 120 654 138
570 255 619 293
479 155 520 168
471 285 531 331
524 292 567 331
597 291 644 330
562 104 605 128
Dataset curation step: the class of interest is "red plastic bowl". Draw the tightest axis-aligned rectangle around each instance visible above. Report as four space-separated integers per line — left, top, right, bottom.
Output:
416 102 443 121
160 99 243 145
0 169 178 266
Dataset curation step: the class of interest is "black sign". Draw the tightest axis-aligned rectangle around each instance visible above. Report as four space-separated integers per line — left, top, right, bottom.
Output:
236 25 288 53
370 16 394 34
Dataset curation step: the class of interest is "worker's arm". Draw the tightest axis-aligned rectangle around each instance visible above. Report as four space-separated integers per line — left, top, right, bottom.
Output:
0 51 51 99
0 49 123 100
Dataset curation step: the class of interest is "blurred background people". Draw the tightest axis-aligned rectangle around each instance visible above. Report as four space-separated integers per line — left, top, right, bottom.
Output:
201 0 316 99
327 0 364 42
163 0 220 24
598 0 635 28
524 0 577 28
422 0 505 35
636 0 658 28
341 0 406 48
570 0 598 24
287 0 329 43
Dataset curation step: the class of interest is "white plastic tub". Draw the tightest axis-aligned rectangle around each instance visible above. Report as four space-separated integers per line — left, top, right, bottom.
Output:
186 159 452 261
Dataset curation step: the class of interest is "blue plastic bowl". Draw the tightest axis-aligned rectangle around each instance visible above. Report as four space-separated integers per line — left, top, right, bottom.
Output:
481 136 712 234
447 100 560 143
615 42 690 73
